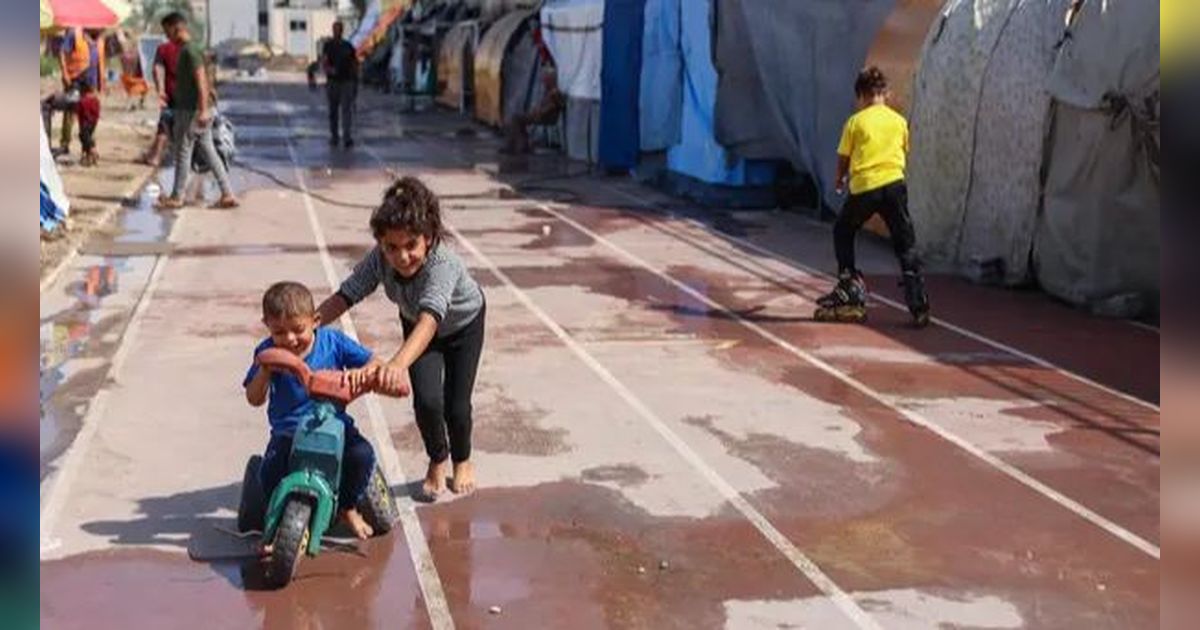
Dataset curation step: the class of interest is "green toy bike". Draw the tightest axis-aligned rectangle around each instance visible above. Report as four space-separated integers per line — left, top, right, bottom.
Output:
236 348 401 588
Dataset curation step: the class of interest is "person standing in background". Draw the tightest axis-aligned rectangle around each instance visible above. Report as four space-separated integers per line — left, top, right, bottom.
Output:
140 19 181 166
321 21 360 148
156 12 238 210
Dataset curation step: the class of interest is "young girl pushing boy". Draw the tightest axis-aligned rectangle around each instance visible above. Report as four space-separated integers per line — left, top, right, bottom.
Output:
318 177 486 499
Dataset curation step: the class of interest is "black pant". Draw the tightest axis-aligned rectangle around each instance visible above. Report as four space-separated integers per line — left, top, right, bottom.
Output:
834 180 920 275
403 303 486 464
326 80 357 141
79 124 96 152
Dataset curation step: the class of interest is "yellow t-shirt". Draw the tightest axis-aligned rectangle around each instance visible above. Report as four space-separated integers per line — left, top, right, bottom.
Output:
837 103 908 195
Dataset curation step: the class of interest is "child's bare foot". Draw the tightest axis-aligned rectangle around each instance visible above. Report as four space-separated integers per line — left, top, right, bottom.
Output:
341 508 374 540
423 460 449 498
449 460 476 495
212 194 240 209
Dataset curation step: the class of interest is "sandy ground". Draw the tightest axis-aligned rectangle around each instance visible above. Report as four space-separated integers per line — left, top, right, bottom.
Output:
40 77 158 283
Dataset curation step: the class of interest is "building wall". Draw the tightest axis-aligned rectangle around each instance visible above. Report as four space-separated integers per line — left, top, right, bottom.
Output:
207 0 260 45
268 7 338 59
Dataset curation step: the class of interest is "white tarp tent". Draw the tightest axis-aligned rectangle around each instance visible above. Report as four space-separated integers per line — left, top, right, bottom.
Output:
539 0 603 100
540 0 604 162
1035 0 1159 311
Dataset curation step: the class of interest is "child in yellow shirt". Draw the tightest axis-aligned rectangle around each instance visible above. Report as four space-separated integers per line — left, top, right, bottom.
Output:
815 67 930 326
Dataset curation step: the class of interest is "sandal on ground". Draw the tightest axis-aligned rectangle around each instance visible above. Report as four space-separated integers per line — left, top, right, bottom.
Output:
155 196 185 210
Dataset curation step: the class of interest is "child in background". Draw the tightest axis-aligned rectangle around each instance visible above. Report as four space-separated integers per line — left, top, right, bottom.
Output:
76 83 101 167
815 66 930 326
244 281 383 539
316 177 487 500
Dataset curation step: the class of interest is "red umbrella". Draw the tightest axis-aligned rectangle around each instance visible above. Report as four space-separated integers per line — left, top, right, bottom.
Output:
40 0 132 30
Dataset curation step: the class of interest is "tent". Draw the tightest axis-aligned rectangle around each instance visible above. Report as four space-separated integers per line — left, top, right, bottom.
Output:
437 20 480 110
1034 0 1159 312
598 0 643 169
907 0 1158 313
711 0 895 209
665 0 774 189
473 9 539 127
383 1 478 93
638 0 681 152
540 0 604 162
908 0 1071 286
861 0 944 119
40 124 69 234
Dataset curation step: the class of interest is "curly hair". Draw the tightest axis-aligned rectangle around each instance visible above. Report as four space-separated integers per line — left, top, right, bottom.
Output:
370 176 444 246
854 66 889 99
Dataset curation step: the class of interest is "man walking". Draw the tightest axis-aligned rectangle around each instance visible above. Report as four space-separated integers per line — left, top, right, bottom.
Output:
140 19 181 166
321 21 359 148
156 12 238 209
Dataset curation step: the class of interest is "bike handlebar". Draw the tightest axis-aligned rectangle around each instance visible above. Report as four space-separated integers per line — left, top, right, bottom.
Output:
255 348 408 404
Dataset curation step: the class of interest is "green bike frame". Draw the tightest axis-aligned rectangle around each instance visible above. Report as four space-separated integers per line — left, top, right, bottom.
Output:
262 402 344 555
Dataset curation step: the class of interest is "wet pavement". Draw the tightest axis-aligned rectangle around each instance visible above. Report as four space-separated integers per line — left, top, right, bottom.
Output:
40 76 1159 628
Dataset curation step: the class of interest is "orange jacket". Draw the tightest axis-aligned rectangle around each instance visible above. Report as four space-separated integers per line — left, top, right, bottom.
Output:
61 28 90 83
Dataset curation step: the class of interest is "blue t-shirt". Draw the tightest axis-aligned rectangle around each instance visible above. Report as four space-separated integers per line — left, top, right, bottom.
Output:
243 327 373 435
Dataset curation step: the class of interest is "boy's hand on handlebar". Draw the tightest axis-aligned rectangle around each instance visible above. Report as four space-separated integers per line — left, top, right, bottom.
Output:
253 355 273 375
343 367 374 395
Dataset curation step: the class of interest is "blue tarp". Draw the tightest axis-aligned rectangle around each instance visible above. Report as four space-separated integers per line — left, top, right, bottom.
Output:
41 183 66 233
639 0 681 151
598 0 644 169
665 0 773 186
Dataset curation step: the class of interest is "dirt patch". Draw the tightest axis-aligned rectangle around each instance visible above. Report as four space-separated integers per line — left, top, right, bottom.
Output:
40 79 158 284
581 464 651 487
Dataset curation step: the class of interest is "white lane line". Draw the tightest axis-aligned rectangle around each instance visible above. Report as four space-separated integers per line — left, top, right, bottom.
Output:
270 89 455 630
362 141 875 626
40 208 187 557
1127 321 1160 334
533 201 1161 561
441 217 883 630
599 182 1161 414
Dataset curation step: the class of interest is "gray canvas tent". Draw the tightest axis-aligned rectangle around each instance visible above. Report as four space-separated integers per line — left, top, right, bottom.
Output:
908 0 1071 286
908 0 1158 314
1035 0 1159 312
712 0 898 209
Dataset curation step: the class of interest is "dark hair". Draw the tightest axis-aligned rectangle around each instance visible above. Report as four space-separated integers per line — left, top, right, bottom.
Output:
855 66 888 99
262 281 315 320
161 12 187 30
370 177 444 246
